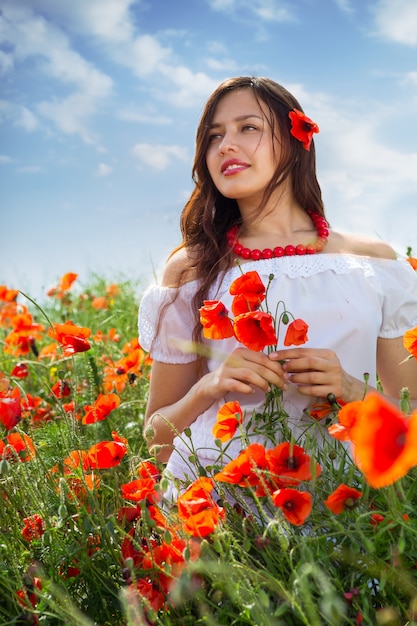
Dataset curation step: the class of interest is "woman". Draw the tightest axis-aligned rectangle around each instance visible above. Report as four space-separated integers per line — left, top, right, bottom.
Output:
139 76 417 493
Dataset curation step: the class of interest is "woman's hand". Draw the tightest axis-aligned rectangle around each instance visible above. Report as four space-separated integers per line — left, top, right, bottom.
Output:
204 346 287 399
270 348 355 401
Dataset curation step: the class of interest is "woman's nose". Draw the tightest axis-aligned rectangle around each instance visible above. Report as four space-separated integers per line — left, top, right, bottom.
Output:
218 132 237 155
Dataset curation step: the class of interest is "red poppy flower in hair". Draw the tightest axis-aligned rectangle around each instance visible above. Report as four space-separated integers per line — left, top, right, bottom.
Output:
288 109 319 151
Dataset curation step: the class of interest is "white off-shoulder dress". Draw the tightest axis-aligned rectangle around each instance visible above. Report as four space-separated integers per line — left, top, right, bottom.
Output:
139 254 417 490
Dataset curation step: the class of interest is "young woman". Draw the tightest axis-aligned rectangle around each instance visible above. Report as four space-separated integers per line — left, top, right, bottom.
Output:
139 76 417 493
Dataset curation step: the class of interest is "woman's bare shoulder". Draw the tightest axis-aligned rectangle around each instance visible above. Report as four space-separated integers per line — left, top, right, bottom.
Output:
328 230 397 260
160 247 199 287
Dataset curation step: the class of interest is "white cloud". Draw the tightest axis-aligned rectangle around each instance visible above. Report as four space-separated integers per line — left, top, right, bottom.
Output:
12 0 136 43
333 0 354 14
311 95 417 243
0 155 12 163
373 0 417 46
0 1 112 143
208 0 294 22
131 143 189 171
254 0 293 21
206 57 239 72
0 49 13 74
403 71 417 88
157 65 220 108
127 34 172 78
3 0 219 117
95 163 113 177
118 107 172 125
17 106 39 131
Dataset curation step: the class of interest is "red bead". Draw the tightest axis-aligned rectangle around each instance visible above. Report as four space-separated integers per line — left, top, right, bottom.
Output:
261 248 273 259
284 245 296 256
295 244 306 255
233 243 244 254
315 238 327 251
318 228 329 238
241 248 251 259
273 246 285 257
250 249 262 260
306 243 317 254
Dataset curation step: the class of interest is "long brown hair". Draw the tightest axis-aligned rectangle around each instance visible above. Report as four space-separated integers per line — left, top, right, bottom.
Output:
173 76 326 340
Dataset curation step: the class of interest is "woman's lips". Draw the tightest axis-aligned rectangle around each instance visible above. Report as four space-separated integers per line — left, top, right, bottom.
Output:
221 159 249 176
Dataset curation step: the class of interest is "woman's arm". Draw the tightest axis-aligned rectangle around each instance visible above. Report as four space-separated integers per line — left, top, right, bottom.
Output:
270 336 417 408
376 335 417 403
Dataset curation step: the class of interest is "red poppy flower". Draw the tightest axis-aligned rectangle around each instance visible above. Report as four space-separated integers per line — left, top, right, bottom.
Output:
0 432 36 462
37 342 60 362
288 109 319 151
148 538 199 593
21 514 45 542
93 327 121 343
309 398 345 421
82 393 120 424
324 484 362 514
0 386 22 430
214 443 267 487
234 310 277 351
11 362 29 379
87 431 128 469
283 318 309 346
137 460 161 480
47 272 78 298
199 300 234 340
229 270 266 316
370 513 385 526
0 372 9 396
51 449 90 474
118 503 165 526
328 400 363 442
51 380 71 399
16 576 42 611
121 527 159 568
0 285 19 302
4 313 44 357
349 393 417 488
177 477 225 537
48 321 91 356
266 442 321 488
212 400 243 442
271 488 312 525
404 326 417 360
121 477 160 504
92 296 108 310
133 578 166 613
103 346 146 393
406 257 417 271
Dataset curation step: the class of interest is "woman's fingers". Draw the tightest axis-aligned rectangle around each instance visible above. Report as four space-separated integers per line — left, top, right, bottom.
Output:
271 348 345 397
216 348 287 394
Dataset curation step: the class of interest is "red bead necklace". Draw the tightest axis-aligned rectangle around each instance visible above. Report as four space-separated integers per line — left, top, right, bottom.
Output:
226 210 329 261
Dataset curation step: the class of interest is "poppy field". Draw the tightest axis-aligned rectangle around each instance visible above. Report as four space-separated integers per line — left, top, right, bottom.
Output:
2 268 417 626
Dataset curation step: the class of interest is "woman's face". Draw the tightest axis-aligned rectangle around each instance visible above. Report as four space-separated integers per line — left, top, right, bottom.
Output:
205 88 280 208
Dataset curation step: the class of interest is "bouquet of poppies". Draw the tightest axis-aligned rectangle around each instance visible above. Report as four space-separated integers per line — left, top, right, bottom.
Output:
199 270 308 352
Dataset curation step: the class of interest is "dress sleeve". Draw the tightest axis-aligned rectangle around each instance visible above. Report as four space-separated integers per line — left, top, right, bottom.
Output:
379 260 417 339
138 282 199 363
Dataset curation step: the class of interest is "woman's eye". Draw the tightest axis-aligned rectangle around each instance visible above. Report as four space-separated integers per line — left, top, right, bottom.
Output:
208 133 222 142
242 124 257 132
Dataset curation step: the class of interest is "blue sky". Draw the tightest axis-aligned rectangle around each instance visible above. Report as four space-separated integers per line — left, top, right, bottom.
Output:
1 0 417 302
